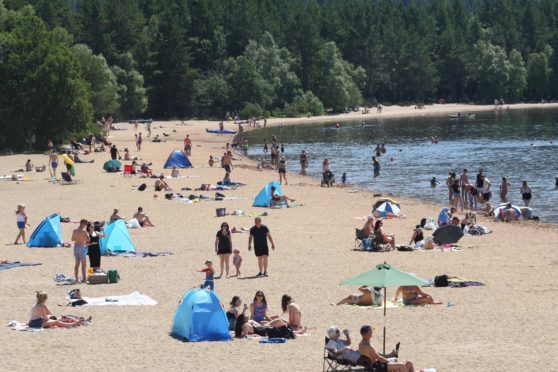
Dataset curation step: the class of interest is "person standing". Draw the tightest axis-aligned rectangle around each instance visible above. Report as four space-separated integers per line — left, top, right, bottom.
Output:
86 222 105 270
481 174 492 203
222 152 233 174
215 222 232 278
146 123 151 138
278 156 288 185
49 150 59 180
71 219 90 284
14 204 28 245
520 180 532 207
183 135 192 156
136 132 143 151
372 156 380 177
299 150 308 173
110 145 121 160
500 176 510 202
248 217 275 277
459 169 469 207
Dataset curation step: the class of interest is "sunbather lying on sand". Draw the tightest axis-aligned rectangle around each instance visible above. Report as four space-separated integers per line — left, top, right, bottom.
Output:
332 286 383 306
393 286 441 306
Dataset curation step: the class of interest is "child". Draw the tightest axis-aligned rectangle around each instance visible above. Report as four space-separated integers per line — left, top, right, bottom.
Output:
14 204 28 245
208 155 215 167
198 260 215 290
232 249 242 277
341 172 347 184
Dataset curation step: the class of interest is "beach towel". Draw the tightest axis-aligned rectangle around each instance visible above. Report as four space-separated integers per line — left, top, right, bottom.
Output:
76 291 157 306
6 321 43 332
106 251 172 258
53 273 75 284
259 338 287 343
270 203 303 209
0 262 42 270
343 302 404 310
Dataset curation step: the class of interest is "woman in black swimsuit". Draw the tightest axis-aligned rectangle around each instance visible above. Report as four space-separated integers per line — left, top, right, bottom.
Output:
87 222 105 269
215 222 232 278
277 156 288 185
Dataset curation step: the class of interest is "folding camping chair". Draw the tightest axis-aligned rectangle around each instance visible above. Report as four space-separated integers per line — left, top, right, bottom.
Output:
355 228 368 250
323 337 387 372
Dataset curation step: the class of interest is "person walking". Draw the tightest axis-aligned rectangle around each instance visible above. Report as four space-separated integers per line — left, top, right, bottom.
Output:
215 222 232 278
248 217 275 277
14 204 29 245
278 156 288 185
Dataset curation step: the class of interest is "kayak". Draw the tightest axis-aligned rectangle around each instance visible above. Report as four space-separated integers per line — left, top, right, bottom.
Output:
206 128 237 134
449 114 476 119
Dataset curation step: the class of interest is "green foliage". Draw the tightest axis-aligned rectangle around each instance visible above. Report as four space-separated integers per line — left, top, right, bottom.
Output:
0 11 92 151
240 102 265 119
224 55 272 111
111 53 147 118
71 44 119 115
526 51 552 99
283 91 324 117
191 74 230 118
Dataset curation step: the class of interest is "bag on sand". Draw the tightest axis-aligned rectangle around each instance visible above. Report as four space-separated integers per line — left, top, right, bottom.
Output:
108 269 120 284
265 325 295 339
137 183 147 191
434 275 449 287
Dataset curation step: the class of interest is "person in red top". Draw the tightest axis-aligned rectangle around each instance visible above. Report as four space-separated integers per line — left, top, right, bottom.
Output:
198 260 216 290
183 134 192 156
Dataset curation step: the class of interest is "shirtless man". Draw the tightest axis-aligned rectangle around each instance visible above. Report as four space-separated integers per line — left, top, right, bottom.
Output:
359 325 414 372
133 207 155 227
222 152 233 174
154 175 171 191
109 209 123 223
333 286 383 306
49 151 59 179
183 135 192 155
393 286 441 306
71 219 90 284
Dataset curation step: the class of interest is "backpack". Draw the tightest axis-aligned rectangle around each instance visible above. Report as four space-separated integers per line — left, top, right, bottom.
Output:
434 274 449 287
137 183 147 191
265 325 295 339
108 269 120 284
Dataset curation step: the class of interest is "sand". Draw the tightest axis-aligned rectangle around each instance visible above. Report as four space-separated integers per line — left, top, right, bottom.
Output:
1 103 557 372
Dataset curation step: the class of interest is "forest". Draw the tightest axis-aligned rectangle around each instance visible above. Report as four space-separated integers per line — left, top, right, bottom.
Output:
1 0 558 150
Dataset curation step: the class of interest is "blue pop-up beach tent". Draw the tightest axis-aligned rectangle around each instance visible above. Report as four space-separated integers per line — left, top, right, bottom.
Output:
27 213 63 247
252 181 283 207
163 149 192 169
99 220 136 254
171 289 231 342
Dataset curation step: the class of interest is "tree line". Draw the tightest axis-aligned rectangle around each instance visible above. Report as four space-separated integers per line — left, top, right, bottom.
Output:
1 0 558 150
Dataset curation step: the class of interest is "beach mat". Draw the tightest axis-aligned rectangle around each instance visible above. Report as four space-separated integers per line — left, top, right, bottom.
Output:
343 302 404 310
78 291 157 306
6 321 43 332
106 251 172 258
0 262 42 271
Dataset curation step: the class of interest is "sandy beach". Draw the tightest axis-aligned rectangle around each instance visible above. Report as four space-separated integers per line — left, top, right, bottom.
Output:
1 103 557 372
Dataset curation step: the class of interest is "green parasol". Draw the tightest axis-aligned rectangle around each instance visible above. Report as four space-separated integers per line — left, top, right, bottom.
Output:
341 262 429 353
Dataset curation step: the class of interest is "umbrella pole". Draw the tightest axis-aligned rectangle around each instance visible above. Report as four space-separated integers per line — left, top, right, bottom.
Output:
383 287 386 355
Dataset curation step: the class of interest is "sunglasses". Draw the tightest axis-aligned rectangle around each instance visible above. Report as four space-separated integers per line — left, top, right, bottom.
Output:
256 294 264 297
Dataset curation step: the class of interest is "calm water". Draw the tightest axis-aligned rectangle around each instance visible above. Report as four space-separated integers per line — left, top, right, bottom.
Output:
244 109 558 222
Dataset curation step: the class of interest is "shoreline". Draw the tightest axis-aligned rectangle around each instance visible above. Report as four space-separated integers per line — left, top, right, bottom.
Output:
1 106 558 371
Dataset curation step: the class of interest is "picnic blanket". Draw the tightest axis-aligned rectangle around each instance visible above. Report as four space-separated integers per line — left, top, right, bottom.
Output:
270 203 303 209
76 291 157 306
231 210 268 218
106 251 172 258
0 262 42 270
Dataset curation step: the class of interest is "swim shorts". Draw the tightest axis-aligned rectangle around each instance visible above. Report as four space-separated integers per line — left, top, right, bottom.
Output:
351 295 361 305
254 245 269 257
28 318 43 329
224 164 232 173
73 245 88 260
17 221 25 229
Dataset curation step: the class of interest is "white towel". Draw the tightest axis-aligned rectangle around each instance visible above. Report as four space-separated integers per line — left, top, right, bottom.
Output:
81 291 157 306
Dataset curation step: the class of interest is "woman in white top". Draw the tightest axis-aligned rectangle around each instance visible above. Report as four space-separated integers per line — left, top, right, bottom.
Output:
14 204 28 245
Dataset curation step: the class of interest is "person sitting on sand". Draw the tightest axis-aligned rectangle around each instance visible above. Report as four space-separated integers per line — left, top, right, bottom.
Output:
499 203 517 222
73 151 94 164
269 185 295 207
408 225 425 248
374 220 396 249
123 148 131 161
29 292 88 329
154 174 171 191
140 163 153 177
171 165 179 178
393 286 441 306
25 159 34 172
110 209 123 223
281 294 306 334
326 326 399 365
359 325 413 372
226 296 248 329
332 286 383 307
133 207 154 227
208 155 215 167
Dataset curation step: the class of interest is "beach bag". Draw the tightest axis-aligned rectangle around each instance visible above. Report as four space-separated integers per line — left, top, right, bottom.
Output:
216 208 227 217
434 275 449 287
68 289 82 300
89 272 109 285
108 269 120 284
137 183 147 191
266 325 295 339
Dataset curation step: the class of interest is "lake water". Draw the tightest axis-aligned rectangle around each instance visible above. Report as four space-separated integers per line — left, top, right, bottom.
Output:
244 109 558 223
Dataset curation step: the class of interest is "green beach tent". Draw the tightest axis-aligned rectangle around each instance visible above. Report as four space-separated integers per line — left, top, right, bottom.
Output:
103 159 122 172
341 262 429 353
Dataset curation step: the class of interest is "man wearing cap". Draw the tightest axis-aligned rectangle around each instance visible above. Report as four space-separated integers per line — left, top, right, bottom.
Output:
248 217 275 277
359 325 414 372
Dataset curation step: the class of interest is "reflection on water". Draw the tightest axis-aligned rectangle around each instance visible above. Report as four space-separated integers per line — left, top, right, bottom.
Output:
245 109 558 222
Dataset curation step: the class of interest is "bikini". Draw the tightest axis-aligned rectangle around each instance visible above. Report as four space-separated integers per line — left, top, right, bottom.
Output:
252 302 266 322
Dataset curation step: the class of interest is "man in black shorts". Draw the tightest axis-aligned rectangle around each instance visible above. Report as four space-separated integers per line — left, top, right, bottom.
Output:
248 217 275 277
